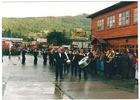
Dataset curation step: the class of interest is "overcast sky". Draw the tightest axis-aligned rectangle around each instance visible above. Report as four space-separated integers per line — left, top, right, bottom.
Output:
1 0 123 18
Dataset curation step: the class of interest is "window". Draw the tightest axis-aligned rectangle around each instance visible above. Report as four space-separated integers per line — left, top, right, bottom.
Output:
119 11 129 26
97 19 104 30
107 45 119 51
136 45 138 48
134 8 138 23
120 45 135 53
136 45 138 53
107 15 115 28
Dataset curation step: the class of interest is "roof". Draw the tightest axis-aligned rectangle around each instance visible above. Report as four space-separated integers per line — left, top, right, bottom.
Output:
2 37 23 41
87 1 137 18
91 37 107 45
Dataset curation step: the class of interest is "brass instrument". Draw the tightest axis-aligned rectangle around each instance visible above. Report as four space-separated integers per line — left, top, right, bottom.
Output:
90 50 99 60
106 49 115 63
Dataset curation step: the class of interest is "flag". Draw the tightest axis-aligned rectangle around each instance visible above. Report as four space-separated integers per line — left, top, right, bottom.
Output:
91 33 97 39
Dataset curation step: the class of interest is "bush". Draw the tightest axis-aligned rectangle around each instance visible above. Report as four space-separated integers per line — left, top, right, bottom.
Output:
11 48 18 55
2 47 18 55
2 47 9 55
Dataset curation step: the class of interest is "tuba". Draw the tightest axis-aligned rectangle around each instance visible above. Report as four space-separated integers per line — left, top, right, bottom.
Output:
90 50 99 60
106 49 115 63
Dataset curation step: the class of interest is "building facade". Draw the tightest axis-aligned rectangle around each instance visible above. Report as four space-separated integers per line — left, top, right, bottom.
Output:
87 1 138 53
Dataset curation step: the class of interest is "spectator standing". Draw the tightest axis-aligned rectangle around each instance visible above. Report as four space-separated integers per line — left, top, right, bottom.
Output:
43 49 48 65
33 49 38 65
114 50 119 75
18 48 21 59
128 50 134 78
120 51 129 79
131 52 137 79
100 50 105 71
135 58 138 80
22 48 26 64
39 49 41 57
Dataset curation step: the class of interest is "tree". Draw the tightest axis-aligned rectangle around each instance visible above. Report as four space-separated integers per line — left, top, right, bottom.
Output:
46 30 70 46
7 29 11 37
2 30 7 37
37 44 43 49
17 23 26 37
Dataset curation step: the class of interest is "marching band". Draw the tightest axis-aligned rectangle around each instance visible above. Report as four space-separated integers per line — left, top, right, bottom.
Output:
21 46 138 80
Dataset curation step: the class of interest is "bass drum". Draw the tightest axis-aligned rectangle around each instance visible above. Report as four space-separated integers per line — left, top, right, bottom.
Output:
78 56 91 68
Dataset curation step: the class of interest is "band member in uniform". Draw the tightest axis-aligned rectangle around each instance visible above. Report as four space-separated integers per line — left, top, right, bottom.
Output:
22 48 26 64
53 49 58 67
71 50 78 76
54 48 66 79
64 49 70 73
85 50 91 73
78 49 88 79
43 49 48 65
104 50 113 79
49 49 54 66
33 49 38 65
68 50 73 73
90 50 98 75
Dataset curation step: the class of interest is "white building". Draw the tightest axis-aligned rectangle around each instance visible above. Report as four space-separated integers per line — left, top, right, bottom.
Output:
2 37 23 43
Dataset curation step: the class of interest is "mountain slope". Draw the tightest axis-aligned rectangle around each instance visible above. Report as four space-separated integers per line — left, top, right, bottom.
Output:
2 13 91 39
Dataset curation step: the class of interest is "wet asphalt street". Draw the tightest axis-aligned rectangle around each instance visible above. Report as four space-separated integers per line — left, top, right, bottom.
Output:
2 54 138 100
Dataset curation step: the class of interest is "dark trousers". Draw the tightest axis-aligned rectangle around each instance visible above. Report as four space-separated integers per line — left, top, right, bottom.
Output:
79 66 87 78
49 56 53 65
43 57 47 65
64 63 70 73
55 62 63 78
90 60 97 75
132 67 135 78
87 64 90 73
49 56 51 64
71 62 77 75
34 56 37 64
22 55 25 64
104 62 112 78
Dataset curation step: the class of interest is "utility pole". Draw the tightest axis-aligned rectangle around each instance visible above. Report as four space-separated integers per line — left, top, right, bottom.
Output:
82 40 83 49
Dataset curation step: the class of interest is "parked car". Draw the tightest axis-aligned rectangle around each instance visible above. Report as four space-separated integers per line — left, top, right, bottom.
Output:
20 44 25 49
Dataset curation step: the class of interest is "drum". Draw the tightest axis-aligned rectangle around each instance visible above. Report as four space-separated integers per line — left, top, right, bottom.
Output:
66 60 71 64
78 56 91 68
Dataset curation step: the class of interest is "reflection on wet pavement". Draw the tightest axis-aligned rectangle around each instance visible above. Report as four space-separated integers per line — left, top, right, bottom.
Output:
4 81 70 100
2 55 138 99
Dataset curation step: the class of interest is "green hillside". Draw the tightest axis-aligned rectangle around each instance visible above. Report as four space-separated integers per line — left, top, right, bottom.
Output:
2 13 91 40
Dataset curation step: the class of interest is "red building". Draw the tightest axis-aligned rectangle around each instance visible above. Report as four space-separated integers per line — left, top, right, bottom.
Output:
87 1 138 53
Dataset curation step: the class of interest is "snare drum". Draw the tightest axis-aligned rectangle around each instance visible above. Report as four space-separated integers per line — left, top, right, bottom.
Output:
78 56 91 68
66 60 71 64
